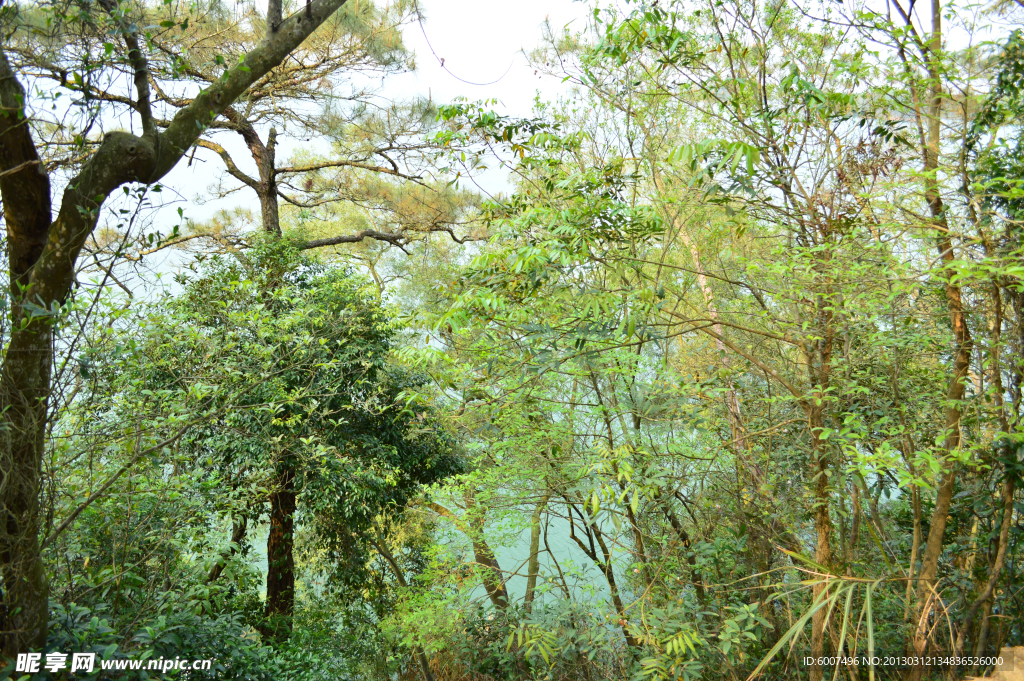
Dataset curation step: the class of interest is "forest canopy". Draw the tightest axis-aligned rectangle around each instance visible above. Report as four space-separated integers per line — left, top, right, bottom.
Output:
0 0 1022 679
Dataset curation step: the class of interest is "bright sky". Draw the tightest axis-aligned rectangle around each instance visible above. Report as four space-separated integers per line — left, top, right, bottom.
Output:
393 0 588 116
160 0 592 225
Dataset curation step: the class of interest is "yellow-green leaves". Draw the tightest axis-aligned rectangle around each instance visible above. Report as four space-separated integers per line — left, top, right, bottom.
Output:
667 139 761 178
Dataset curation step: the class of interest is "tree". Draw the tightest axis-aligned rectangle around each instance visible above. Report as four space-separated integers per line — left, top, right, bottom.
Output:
112 238 461 642
0 0 366 654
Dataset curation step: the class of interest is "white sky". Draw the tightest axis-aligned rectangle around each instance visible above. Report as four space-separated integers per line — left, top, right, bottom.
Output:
160 0 592 225
391 0 587 116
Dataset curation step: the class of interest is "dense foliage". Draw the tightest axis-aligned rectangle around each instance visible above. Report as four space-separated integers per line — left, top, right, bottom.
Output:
2 0 1023 679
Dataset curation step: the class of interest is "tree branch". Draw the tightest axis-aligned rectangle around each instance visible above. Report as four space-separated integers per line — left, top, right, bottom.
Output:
277 158 424 181
196 139 260 189
97 0 155 135
420 501 469 533
302 229 406 250
40 426 192 550
22 0 354 313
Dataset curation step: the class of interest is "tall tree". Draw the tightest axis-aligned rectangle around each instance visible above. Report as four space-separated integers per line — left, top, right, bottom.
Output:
0 0 361 654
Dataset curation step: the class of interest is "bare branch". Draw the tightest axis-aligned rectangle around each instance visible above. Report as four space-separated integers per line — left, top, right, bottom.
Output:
97 0 155 135
196 139 260 189
277 158 425 182
40 426 193 550
302 229 406 250
0 159 39 179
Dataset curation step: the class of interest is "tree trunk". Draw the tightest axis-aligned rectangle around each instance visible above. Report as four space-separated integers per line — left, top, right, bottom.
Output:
0 296 52 656
370 530 436 681
424 498 509 610
592 524 638 649
0 48 55 656
806 278 836 681
259 185 281 237
650 167 749 456
369 530 436 681
464 490 509 609
809 404 834 681
524 492 550 613
970 601 992 677
264 463 296 641
0 367 49 652
566 503 638 648
225 113 281 237
947 473 1015 679
909 2 973 674
663 504 706 605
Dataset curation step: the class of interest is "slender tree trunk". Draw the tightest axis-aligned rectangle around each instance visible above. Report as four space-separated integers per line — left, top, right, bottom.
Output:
947 474 1015 679
423 498 509 609
843 483 860 569
947 281 1015 678
809 405 834 681
524 492 550 613
970 601 992 677
369 531 436 681
904 484 923 621
909 2 973 673
650 168 749 456
566 503 638 648
464 490 509 609
663 504 706 605
592 524 638 649
472 537 509 610
807 273 836 681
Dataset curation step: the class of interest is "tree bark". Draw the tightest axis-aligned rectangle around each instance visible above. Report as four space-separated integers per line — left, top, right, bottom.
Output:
473 535 509 610
566 502 638 648
806 270 836 681
264 463 296 641
649 167 750 457
592 523 637 649
947 473 1015 679
663 505 706 605
267 0 283 34
809 403 834 681
0 48 54 655
222 111 280 236
424 498 509 610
